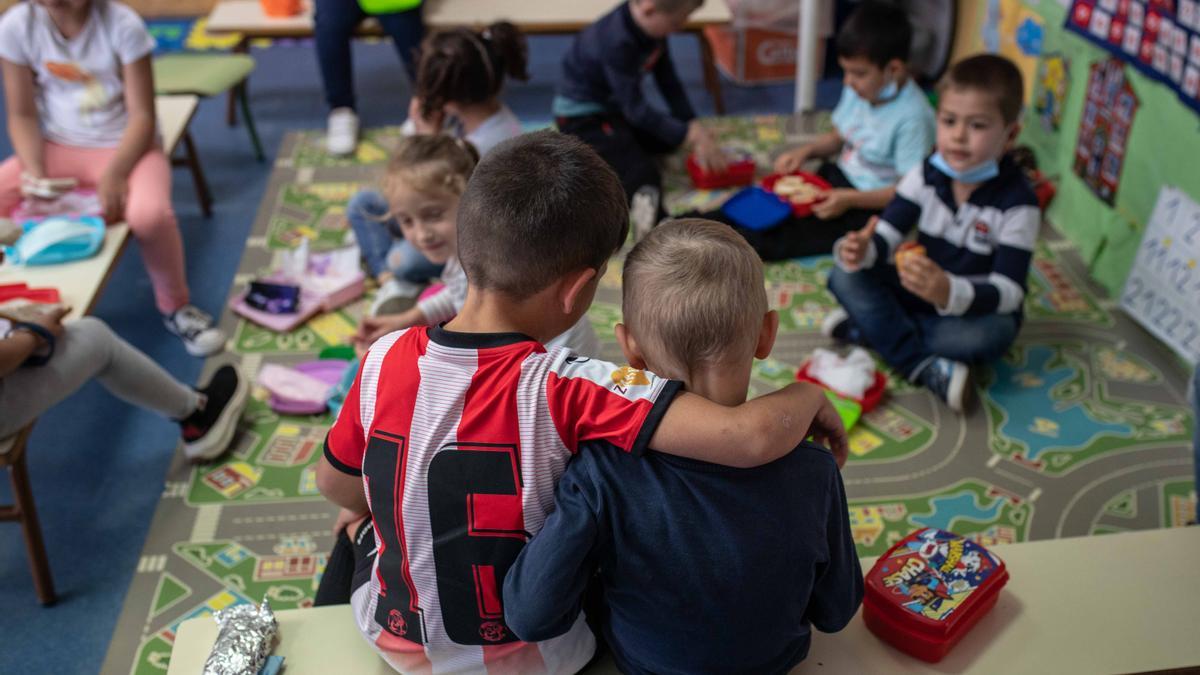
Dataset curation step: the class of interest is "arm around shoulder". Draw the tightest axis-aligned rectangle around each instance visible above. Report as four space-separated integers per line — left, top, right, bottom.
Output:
649 383 847 469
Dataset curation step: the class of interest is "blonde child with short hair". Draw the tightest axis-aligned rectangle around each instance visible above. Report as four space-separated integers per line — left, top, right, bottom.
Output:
504 219 863 673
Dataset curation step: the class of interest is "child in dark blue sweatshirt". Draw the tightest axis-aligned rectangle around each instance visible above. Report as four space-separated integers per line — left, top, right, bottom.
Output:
554 0 725 216
503 219 863 674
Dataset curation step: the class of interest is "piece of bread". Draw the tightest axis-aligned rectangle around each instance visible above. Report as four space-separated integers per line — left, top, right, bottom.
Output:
773 175 822 205
894 241 926 267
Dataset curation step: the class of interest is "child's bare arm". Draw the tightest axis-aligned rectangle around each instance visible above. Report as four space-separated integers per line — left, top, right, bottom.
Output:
774 130 844 173
649 382 848 469
2 59 46 178
315 456 369 514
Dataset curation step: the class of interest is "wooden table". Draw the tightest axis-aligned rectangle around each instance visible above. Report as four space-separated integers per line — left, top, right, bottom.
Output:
205 0 732 113
157 94 212 216
168 527 1200 675
0 223 130 319
799 527 1200 675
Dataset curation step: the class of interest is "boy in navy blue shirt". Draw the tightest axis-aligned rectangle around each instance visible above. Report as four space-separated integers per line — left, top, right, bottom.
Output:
504 219 863 674
554 0 725 220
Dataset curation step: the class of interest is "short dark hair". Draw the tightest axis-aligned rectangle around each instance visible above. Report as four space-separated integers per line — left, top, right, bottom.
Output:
457 131 628 298
836 2 912 68
940 54 1025 124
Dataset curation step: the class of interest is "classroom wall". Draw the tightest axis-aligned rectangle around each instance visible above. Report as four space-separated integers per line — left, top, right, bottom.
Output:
951 0 1200 295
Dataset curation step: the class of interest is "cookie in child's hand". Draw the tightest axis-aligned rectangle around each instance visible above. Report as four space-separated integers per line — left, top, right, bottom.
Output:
894 241 927 268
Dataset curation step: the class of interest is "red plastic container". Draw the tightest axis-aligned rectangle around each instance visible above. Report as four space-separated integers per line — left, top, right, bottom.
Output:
761 171 833 217
795 359 887 413
686 154 757 190
863 528 1009 663
0 283 61 305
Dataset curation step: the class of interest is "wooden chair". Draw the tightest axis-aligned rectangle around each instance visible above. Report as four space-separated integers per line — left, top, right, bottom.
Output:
0 424 56 605
157 95 212 217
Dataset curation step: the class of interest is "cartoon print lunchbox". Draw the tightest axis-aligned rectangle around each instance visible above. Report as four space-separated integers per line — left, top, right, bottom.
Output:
863 528 1009 663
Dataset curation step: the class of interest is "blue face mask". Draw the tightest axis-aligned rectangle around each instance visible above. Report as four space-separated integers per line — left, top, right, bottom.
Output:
929 152 1000 184
876 77 900 103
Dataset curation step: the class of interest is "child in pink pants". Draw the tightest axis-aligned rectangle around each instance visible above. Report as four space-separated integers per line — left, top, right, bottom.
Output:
0 0 224 356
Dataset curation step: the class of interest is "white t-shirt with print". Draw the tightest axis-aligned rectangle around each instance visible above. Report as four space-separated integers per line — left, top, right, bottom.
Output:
0 1 156 148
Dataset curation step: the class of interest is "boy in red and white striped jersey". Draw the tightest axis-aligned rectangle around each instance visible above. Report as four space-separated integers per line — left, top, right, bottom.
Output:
316 131 846 674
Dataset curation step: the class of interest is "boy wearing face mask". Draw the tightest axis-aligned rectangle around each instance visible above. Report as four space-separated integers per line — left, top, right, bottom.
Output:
825 54 1038 413
694 1 929 262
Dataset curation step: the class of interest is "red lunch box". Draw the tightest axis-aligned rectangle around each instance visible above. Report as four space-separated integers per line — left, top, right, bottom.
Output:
686 154 757 189
863 528 1009 663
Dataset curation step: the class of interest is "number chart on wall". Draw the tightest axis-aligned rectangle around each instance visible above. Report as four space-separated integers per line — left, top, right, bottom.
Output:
1121 186 1200 365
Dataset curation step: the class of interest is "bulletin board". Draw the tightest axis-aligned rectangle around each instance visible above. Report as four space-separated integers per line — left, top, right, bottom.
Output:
1064 0 1200 114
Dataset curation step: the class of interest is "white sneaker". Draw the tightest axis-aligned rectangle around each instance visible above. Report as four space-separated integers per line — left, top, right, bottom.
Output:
164 305 227 357
821 307 850 339
326 107 360 157
630 186 661 244
369 277 424 316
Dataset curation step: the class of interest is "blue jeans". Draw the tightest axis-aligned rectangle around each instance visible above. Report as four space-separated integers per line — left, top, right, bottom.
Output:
347 189 443 283
314 0 423 110
828 265 1020 379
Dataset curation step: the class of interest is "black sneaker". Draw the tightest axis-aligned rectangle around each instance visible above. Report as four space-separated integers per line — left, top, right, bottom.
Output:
164 305 227 357
181 364 249 461
821 308 864 345
916 357 971 413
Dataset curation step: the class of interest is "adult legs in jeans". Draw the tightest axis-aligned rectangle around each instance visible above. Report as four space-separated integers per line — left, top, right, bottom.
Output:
0 317 200 438
375 6 424 81
346 189 442 283
314 0 422 110
827 265 1019 378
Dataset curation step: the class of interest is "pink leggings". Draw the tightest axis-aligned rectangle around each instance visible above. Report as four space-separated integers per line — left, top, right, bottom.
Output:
0 142 189 313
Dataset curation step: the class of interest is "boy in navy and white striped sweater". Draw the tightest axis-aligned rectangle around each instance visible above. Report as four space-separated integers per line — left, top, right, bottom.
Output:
825 54 1040 412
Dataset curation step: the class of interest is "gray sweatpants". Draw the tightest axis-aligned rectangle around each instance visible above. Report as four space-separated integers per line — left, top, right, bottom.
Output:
0 317 199 438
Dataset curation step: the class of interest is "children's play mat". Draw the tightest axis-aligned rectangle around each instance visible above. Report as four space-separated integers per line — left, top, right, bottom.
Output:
101 115 1196 674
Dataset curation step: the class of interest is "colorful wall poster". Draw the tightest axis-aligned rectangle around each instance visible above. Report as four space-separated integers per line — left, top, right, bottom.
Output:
1074 58 1139 205
1065 0 1200 114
